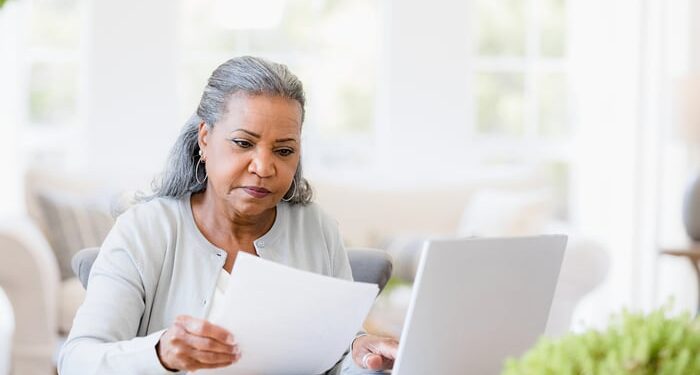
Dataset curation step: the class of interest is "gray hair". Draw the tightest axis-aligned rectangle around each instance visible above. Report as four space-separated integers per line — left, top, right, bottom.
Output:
148 56 313 205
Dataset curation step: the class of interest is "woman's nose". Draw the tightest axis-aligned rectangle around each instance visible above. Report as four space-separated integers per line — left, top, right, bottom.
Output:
248 150 275 178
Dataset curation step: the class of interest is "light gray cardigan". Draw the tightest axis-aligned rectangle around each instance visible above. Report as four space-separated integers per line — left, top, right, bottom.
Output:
58 194 354 374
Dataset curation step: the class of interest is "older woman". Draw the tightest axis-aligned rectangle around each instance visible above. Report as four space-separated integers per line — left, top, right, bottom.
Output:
58 56 397 374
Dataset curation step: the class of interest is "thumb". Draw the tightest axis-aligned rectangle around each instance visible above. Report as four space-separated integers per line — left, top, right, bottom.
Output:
362 353 385 370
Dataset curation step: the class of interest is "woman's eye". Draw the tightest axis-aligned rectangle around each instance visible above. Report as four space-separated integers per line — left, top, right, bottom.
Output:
276 148 294 157
233 139 253 148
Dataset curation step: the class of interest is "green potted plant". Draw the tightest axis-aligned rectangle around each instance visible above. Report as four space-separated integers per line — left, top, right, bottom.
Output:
503 307 700 374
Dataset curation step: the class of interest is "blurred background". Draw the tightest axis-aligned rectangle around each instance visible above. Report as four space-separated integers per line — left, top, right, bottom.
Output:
0 0 699 373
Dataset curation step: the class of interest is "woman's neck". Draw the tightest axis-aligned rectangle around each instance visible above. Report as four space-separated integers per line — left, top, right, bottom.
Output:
190 190 276 248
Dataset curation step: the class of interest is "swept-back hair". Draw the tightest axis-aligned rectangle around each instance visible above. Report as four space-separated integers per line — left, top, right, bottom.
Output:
147 56 312 204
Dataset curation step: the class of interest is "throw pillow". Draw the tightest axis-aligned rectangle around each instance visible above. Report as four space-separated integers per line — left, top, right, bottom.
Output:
34 190 115 280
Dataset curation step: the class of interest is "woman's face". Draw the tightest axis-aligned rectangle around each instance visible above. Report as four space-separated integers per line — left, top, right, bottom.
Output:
199 92 302 217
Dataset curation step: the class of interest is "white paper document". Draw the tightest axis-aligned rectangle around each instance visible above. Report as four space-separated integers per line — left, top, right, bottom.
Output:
199 253 379 375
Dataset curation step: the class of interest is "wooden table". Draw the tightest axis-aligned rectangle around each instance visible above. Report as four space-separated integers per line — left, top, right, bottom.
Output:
661 244 700 315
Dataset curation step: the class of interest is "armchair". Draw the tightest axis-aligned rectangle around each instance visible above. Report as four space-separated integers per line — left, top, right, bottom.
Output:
72 247 393 292
0 219 60 375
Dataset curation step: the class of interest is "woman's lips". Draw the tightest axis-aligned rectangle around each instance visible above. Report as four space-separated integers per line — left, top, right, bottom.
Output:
243 186 271 199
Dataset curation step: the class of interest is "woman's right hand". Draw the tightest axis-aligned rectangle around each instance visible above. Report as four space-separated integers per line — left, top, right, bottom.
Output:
156 315 241 372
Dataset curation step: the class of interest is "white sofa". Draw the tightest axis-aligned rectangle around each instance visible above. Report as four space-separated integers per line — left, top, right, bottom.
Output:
314 180 610 338
0 218 60 375
0 286 14 375
0 168 118 374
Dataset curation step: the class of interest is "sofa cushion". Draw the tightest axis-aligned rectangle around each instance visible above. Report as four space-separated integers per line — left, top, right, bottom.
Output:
457 188 553 237
34 190 114 280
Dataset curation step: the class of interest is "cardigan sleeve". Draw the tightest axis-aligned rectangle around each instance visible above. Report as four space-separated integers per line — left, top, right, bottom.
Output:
58 207 173 375
318 206 353 282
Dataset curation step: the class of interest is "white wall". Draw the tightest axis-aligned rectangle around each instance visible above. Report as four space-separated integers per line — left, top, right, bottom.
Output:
655 0 700 315
375 0 473 176
692 0 700 69
78 0 181 189
0 2 28 217
570 0 699 319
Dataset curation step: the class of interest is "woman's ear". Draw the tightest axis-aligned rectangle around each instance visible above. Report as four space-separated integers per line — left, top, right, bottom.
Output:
197 122 209 151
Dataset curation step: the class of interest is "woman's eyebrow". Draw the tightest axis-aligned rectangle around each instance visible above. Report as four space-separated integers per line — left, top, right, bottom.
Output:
231 129 298 143
275 138 298 144
231 129 260 138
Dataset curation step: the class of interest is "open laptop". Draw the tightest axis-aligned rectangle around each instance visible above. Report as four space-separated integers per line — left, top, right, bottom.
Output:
391 235 567 375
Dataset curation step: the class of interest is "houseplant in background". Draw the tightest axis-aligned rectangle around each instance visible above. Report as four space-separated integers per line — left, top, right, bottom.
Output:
502 306 700 374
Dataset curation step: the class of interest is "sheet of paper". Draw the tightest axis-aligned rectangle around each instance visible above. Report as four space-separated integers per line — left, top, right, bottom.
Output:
199 252 379 375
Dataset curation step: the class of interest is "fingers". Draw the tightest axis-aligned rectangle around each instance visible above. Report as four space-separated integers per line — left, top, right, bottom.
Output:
176 315 235 345
174 316 236 354
352 335 399 371
180 332 237 355
168 354 238 372
169 323 239 360
372 338 399 359
166 340 238 366
364 353 394 371
157 315 242 372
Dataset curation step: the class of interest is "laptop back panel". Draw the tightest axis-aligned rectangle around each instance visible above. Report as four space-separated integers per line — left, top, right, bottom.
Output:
392 235 567 375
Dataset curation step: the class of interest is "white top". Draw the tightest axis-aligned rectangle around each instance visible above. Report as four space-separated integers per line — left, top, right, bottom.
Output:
207 269 230 323
59 193 353 374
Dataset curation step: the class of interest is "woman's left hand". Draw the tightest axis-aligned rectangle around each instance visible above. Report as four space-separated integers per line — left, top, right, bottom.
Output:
351 334 399 371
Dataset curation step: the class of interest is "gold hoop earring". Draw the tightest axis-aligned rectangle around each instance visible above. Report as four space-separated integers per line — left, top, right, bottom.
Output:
282 179 297 202
195 158 207 185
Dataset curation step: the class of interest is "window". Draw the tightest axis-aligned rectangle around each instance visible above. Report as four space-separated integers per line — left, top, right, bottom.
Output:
26 0 82 127
179 0 379 140
473 0 570 219
17 0 84 168
475 0 568 137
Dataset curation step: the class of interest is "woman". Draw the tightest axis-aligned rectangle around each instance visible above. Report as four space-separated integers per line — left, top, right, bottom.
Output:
58 56 398 374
